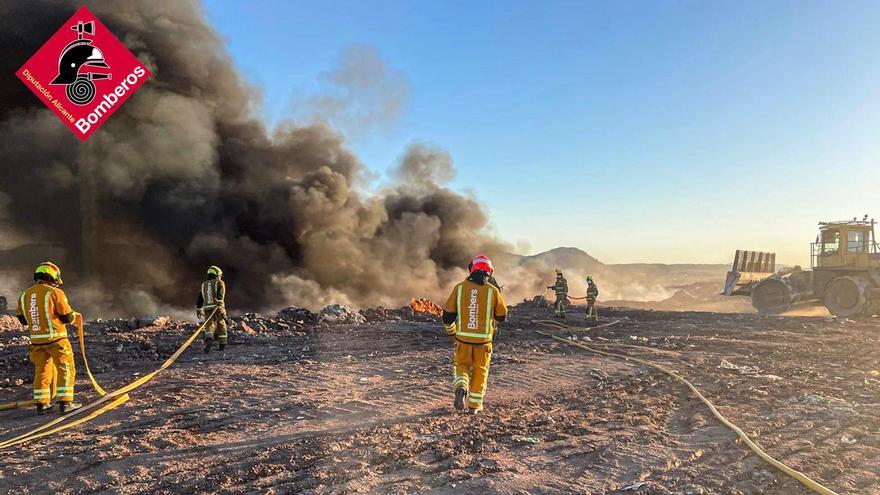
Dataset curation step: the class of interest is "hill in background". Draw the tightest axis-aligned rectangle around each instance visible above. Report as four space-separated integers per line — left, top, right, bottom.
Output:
500 247 753 313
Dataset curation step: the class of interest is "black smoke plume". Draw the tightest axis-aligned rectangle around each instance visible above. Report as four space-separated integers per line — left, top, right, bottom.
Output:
0 0 508 315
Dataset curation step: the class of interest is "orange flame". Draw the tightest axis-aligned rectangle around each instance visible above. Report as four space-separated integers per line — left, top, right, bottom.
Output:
410 297 443 316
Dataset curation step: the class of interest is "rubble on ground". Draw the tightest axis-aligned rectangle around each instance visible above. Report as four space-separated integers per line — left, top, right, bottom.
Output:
359 306 398 323
0 315 22 332
522 295 552 308
318 304 367 324
137 316 171 328
89 316 174 332
275 306 316 325
234 311 309 335
234 313 266 335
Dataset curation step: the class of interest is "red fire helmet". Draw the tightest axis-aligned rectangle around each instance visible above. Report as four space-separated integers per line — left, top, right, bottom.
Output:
468 254 494 275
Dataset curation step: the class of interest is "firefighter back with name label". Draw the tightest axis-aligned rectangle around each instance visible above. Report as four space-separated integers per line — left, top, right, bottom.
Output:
15 262 82 415
442 254 508 414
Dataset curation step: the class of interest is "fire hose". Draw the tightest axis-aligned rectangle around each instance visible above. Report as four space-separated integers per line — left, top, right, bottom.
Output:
0 308 217 449
76 313 107 396
541 287 588 302
531 319 840 495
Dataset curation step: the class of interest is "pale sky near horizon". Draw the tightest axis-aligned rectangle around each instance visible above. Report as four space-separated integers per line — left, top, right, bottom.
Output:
203 0 880 267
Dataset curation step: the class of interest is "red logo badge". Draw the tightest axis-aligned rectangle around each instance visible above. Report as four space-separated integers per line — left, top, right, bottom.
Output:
15 6 151 141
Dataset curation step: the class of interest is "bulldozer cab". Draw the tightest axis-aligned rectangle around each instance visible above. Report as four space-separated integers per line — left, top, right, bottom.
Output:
812 220 880 268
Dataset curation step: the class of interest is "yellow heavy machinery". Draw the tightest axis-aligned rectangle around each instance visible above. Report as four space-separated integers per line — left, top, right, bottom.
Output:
723 218 880 317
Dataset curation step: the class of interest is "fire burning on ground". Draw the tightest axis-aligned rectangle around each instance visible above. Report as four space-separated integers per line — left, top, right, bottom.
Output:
409 297 443 316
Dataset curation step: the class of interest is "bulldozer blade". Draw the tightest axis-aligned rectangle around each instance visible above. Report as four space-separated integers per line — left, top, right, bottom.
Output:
722 250 776 296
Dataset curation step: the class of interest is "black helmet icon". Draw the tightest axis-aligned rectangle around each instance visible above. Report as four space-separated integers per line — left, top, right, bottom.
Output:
50 44 109 85
49 21 111 106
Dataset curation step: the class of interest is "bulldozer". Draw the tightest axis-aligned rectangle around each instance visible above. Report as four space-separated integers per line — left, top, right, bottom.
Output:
723 217 880 317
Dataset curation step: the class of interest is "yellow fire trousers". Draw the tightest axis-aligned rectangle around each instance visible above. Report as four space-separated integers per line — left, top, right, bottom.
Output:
452 341 493 410
554 294 567 316
203 306 228 345
586 299 597 320
30 338 76 404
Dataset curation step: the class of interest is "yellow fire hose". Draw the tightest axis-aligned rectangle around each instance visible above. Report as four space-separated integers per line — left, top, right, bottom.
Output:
74 313 107 397
534 318 621 332
0 308 216 449
0 401 38 412
531 319 839 495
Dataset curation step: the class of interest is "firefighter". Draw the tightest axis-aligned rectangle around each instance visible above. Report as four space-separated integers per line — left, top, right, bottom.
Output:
547 270 568 319
15 262 81 415
442 254 507 414
196 265 227 353
586 275 599 321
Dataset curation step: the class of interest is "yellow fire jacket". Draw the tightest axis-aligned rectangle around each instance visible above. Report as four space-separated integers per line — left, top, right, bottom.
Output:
444 279 507 344
17 283 75 345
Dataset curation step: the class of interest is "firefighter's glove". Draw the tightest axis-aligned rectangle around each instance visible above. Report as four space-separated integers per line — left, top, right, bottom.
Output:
443 322 456 344
196 310 205 321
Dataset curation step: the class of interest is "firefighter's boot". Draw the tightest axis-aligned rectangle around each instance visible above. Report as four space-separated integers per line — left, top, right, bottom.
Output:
204 338 213 354
36 403 50 416
59 402 82 414
454 386 467 412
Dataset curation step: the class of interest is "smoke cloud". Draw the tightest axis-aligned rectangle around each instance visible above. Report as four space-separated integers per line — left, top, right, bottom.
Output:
0 0 507 316
293 45 411 138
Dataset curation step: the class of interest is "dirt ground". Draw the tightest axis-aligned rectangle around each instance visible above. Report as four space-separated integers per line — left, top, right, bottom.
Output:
0 302 878 494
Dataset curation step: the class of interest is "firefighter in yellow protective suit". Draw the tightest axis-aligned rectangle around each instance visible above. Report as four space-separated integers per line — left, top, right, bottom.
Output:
15 262 82 415
196 265 227 353
586 275 599 321
443 254 507 414
547 270 568 319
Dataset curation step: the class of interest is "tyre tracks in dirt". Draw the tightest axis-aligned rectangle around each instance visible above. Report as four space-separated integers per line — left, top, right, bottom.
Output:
1 306 877 493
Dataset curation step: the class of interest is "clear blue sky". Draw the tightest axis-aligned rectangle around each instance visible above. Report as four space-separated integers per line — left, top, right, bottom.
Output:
203 0 880 265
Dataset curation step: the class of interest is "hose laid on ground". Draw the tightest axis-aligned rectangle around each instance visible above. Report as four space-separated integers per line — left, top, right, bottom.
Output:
532 318 620 332
0 401 38 412
532 319 840 495
0 308 217 449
